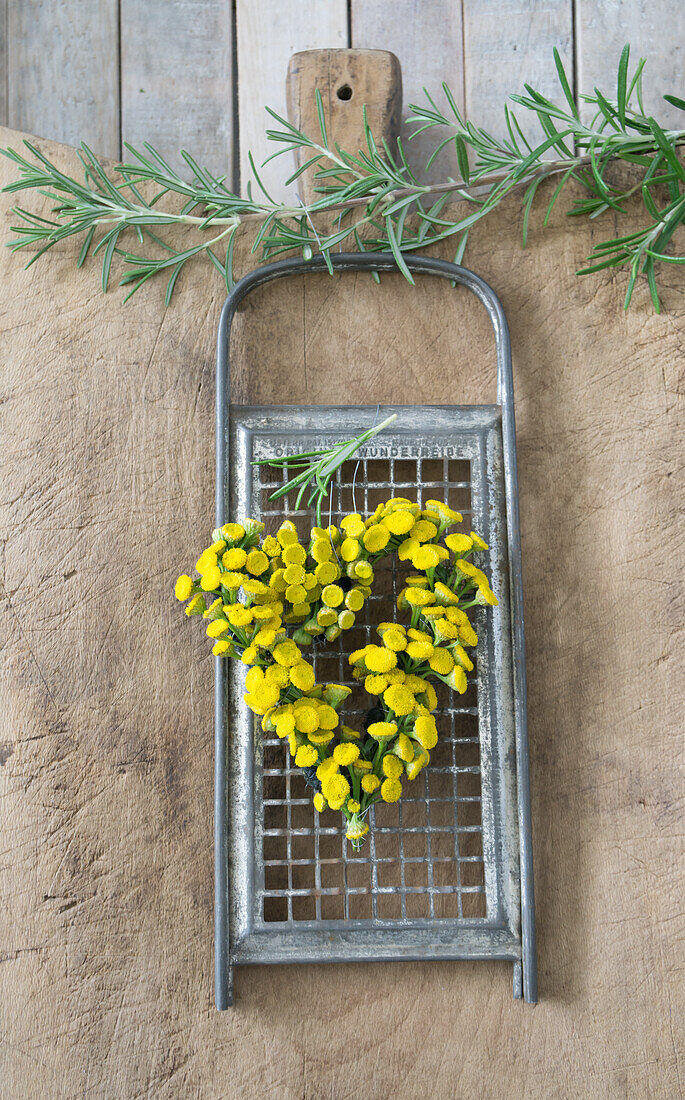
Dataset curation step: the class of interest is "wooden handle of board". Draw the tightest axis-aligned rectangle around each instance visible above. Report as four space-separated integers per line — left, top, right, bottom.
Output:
286 48 402 204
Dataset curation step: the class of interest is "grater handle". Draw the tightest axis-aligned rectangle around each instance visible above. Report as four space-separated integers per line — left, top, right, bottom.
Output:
286 49 402 204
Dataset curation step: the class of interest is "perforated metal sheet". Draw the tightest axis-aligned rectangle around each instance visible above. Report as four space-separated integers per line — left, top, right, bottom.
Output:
221 407 520 967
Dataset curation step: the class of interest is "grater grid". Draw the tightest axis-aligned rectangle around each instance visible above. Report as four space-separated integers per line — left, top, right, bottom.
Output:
257 455 486 925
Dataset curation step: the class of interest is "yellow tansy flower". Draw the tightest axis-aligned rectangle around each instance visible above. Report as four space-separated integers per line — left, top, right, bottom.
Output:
381 628 407 652
429 648 454 675
367 721 398 742
295 744 318 767
445 533 473 554
382 754 404 779
413 715 438 750
185 593 205 616
175 574 193 601
200 565 222 591
364 645 398 673
424 500 463 523
289 660 316 691
314 560 338 585
364 674 389 695
394 732 415 762
221 522 245 542
411 519 438 542
246 550 269 576
313 792 326 812
227 604 253 627
340 513 366 538
381 777 402 803
272 639 301 667
310 538 333 563
361 774 381 793
333 743 360 766
222 547 247 570
321 584 344 608
340 537 360 562
363 524 391 553
285 583 307 605
322 772 350 811
383 684 415 716
261 535 281 557
294 706 319 734
383 509 415 536
283 563 305 585
276 520 299 548
470 531 489 550
282 543 306 566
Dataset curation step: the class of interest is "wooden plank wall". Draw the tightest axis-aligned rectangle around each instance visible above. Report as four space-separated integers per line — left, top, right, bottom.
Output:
2 1 683 192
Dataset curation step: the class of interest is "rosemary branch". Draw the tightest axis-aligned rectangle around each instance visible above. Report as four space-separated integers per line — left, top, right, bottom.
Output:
2 45 683 310
253 413 398 526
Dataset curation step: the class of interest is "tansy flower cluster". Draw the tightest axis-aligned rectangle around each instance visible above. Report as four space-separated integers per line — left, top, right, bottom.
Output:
174 497 496 847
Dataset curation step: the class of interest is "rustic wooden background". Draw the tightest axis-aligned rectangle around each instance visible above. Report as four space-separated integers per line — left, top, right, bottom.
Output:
1 3 684 1098
1 0 684 198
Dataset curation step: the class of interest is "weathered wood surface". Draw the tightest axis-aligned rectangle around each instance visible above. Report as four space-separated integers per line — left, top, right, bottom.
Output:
6 0 120 158
351 0 465 181
286 49 402 204
0 124 683 1098
120 0 235 177
236 0 348 201
462 0 574 144
4 2 684 192
575 0 685 128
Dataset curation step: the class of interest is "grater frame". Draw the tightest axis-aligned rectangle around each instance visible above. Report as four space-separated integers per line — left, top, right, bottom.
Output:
214 253 536 1008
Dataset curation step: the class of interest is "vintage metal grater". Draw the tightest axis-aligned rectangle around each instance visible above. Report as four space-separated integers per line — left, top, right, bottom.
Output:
214 253 537 1008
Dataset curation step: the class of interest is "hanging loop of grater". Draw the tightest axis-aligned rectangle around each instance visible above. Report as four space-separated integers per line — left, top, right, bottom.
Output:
214 253 536 1009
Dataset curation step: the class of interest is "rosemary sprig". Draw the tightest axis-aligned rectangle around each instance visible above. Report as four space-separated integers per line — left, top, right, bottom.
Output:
253 413 398 526
2 45 683 310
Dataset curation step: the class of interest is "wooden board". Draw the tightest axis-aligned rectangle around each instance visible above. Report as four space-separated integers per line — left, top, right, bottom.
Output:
120 0 235 180
0 124 683 1098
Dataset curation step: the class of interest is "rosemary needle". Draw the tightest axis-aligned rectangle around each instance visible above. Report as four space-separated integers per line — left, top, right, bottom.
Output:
253 413 398 526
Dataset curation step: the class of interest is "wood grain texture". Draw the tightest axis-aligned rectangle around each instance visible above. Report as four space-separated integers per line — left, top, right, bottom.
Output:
575 0 685 128
351 0 465 182
236 0 348 202
6 0 119 157
0 124 684 1098
462 0 573 144
120 0 235 180
0 0 6 127
286 49 402 203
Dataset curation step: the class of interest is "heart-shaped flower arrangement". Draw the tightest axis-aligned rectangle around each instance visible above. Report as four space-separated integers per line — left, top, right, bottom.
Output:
175 497 497 847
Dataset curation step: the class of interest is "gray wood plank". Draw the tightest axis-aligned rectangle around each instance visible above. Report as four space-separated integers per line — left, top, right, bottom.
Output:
352 0 465 182
7 0 119 157
121 0 235 182
463 0 573 146
236 0 348 201
575 0 685 129
0 0 7 127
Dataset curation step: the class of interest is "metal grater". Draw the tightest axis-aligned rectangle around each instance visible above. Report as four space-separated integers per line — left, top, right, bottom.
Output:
214 253 536 1008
